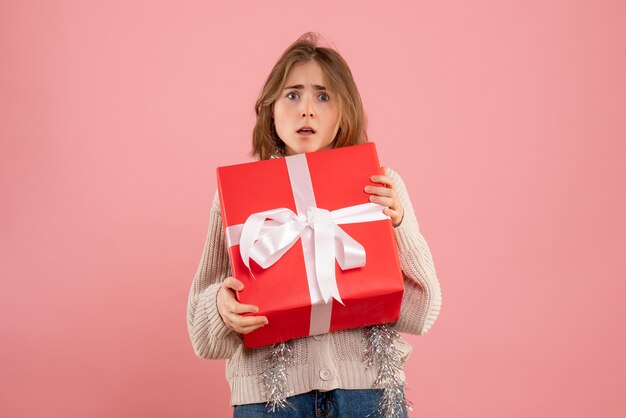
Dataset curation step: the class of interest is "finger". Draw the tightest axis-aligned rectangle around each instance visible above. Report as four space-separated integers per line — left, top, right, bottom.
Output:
364 185 394 197
232 302 260 315
369 195 395 208
383 207 401 218
380 165 390 176
384 207 403 225
238 322 269 335
228 315 268 334
233 314 268 328
222 277 244 291
219 291 260 315
370 175 395 188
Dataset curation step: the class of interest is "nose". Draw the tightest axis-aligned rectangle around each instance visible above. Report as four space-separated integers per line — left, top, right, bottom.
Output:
300 96 315 119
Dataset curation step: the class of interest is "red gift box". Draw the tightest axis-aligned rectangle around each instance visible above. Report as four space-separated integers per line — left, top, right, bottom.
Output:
216 142 404 348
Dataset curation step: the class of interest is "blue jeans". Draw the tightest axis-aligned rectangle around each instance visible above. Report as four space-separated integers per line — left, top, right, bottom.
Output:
233 388 409 418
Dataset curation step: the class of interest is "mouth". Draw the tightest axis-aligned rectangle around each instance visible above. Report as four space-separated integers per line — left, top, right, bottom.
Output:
297 127 316 136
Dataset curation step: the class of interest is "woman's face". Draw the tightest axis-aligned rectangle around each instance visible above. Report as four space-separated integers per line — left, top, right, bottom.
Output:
273 60 341 156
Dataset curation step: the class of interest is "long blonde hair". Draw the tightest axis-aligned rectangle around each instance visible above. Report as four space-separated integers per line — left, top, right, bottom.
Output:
251 32 369 160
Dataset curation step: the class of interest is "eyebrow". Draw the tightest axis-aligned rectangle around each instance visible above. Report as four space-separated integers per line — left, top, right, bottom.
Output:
283 84 328 90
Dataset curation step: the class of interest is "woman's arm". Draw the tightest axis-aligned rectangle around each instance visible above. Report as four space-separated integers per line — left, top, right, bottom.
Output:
387 168 443 336
187 191 242 359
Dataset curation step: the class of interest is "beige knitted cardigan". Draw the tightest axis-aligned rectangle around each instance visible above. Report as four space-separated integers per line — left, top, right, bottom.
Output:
187 167 442 406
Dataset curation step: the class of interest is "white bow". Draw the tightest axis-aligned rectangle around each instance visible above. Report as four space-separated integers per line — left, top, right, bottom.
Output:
237 202 386 304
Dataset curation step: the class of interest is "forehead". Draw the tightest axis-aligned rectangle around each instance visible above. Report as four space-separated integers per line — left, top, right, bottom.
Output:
284 60 328 86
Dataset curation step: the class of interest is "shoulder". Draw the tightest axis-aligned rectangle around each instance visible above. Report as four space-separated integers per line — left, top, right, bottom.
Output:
210 190 224 223
212 189 220 207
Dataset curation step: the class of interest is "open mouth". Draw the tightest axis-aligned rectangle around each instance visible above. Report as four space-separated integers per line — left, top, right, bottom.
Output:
297 127 316 135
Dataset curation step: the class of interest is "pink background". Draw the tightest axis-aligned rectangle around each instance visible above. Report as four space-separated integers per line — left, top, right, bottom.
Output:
1 1 624 417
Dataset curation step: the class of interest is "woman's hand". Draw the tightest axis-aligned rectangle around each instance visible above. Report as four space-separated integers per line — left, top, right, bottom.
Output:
217 277 268 334
364 166 404 227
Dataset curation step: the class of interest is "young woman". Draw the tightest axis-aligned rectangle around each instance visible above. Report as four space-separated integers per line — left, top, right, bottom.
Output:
187 32 442 418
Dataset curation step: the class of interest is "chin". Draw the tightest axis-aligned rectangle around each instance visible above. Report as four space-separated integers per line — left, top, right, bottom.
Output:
301 142 322 152
283 133 336 155
285 140 321 155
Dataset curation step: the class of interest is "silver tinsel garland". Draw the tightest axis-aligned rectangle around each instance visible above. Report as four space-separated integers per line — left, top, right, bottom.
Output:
363 324 413 418
260 324 411 417
260 340 296 413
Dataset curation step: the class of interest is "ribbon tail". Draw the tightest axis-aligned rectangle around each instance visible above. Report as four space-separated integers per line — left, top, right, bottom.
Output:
333 225 366 270
314 210 345 306
327 280 344 306
239 213 269 270
317 266 343 305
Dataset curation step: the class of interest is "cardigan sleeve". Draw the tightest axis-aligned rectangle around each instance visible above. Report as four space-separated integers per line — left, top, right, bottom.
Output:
187 191 243 359
386 168 443 336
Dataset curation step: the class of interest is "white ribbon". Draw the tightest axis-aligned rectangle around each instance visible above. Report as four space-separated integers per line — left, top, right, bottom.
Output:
225 154 389 334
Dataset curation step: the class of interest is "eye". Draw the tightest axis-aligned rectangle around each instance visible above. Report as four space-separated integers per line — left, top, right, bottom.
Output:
319 93 330 102
287 92 299 100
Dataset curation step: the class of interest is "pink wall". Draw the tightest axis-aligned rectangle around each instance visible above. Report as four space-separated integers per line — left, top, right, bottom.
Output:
1 1 625 417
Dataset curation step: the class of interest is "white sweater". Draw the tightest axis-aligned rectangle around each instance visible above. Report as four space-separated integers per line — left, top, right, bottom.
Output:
187 167 442 406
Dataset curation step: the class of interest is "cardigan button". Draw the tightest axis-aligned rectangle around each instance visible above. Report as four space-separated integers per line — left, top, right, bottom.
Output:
319 368 333 381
